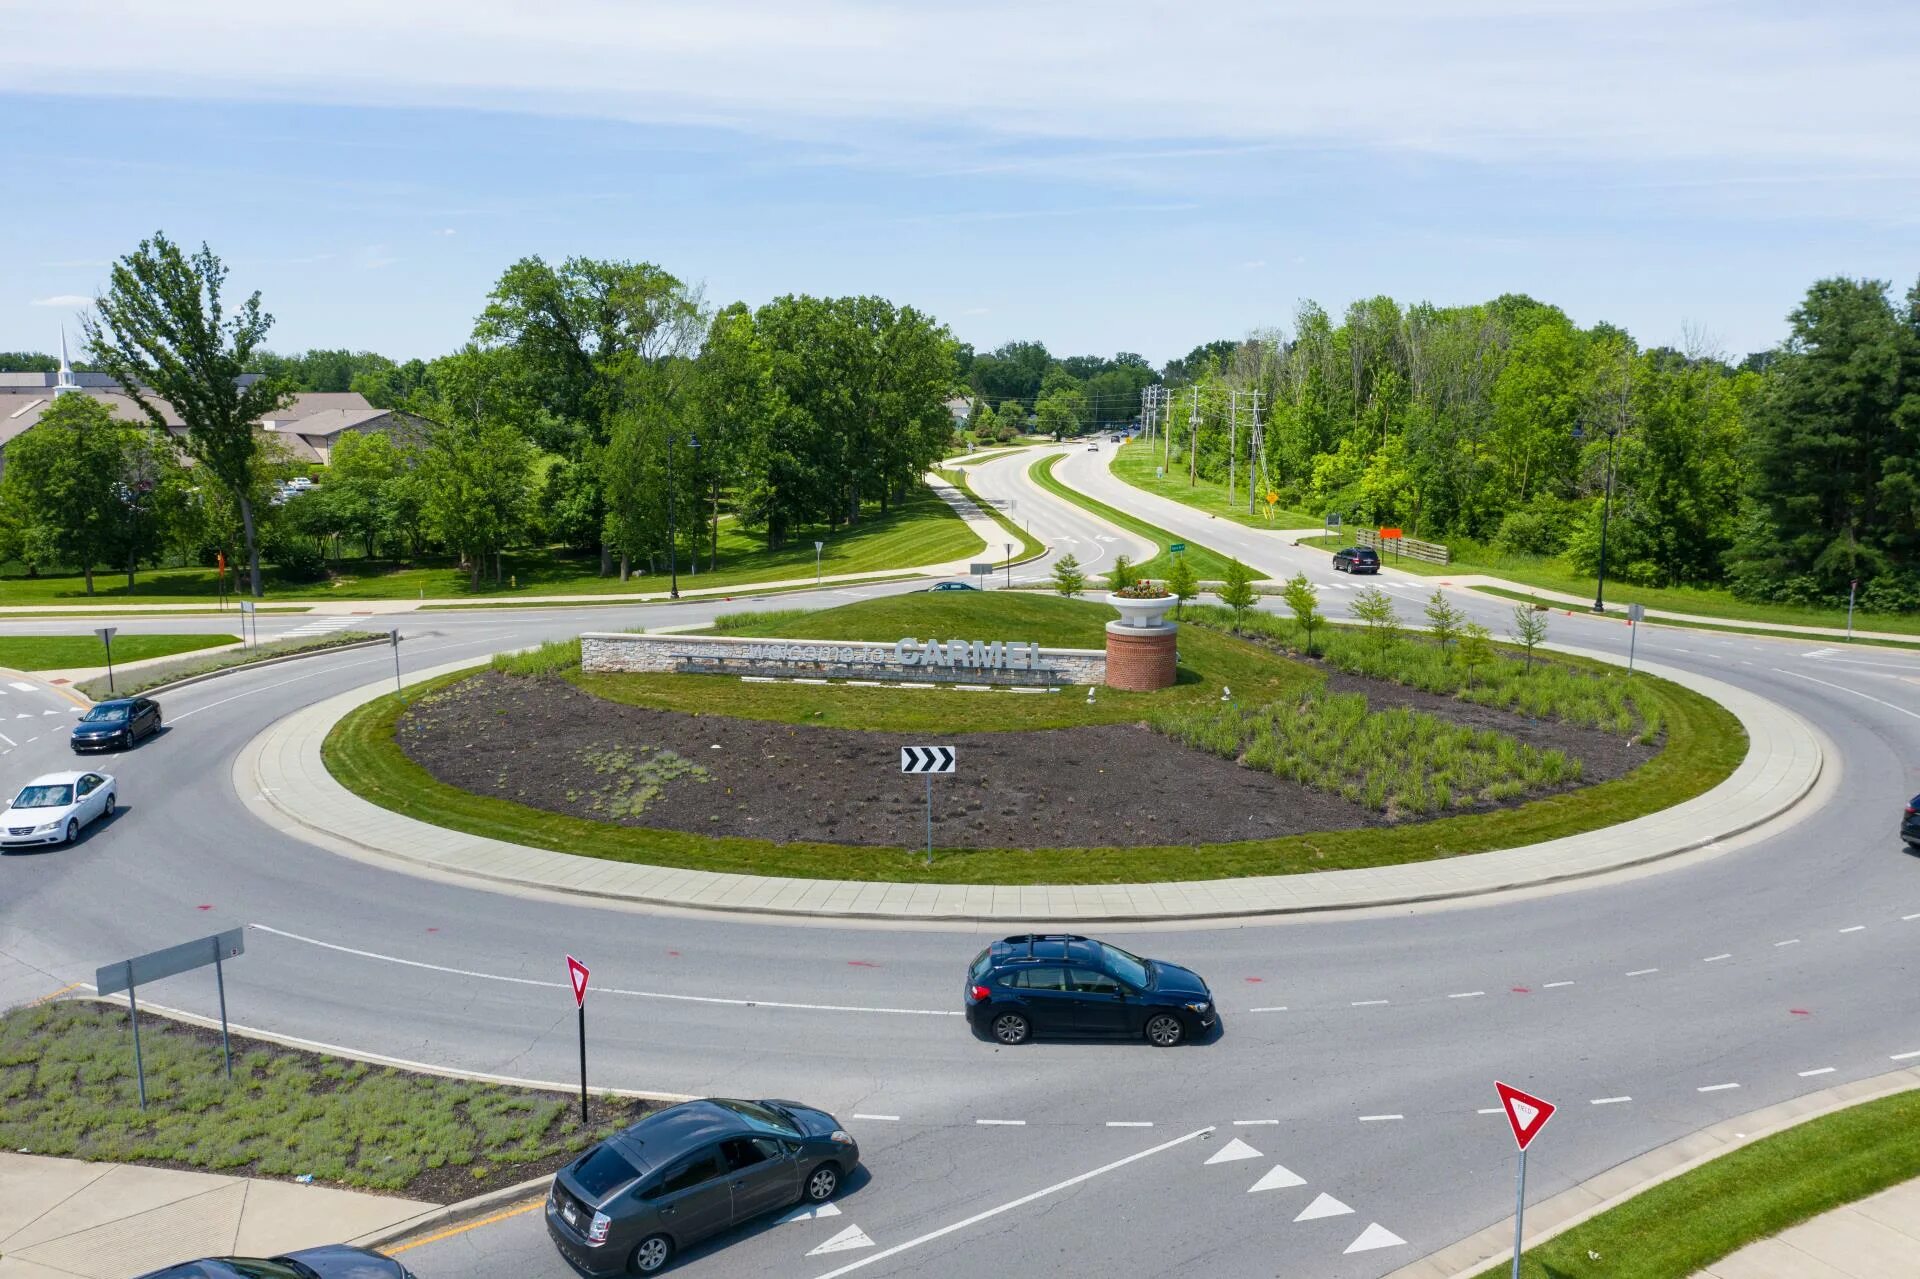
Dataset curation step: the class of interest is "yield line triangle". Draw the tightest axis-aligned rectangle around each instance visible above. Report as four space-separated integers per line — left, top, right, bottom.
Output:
776 1201 842 1225
806 1223 874 1255
1344 1222 1407 1253
1294 1192 1353 1221
1204 1137 1263 1165
1248 1164 1307 1193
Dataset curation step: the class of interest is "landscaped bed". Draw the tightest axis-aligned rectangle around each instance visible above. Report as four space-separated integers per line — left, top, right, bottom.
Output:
0 1000 650 1200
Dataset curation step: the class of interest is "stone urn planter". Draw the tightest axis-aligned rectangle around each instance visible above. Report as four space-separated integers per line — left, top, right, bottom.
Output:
1106 591 1174 629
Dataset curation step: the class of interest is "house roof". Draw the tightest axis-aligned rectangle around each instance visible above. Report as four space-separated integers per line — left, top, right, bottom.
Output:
0 386 382 453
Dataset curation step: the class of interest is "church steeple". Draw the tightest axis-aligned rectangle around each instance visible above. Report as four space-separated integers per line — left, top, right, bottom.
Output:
54 330 80 395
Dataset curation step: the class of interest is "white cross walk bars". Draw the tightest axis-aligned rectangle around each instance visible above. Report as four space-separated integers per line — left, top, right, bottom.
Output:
900 745 956 774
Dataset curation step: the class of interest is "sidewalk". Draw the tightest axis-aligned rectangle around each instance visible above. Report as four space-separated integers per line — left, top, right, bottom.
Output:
1699 1179 1920 1277
0 1153 435 1278
237 641 1820 922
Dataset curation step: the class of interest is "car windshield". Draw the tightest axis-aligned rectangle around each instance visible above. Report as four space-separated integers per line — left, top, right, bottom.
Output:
712 1098 802 1137
11 785 73 809
570 1143 641 1198
80 706 128 722
1099 942 1150 988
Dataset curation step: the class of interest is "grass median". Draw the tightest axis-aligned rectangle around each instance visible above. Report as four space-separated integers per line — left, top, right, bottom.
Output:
1028 454 1238 582
933 466 1044 567
1110 437 1317 529
0 633 237 671
1475 1085 1920 1279
0 1000 649 1200
75 630 382 700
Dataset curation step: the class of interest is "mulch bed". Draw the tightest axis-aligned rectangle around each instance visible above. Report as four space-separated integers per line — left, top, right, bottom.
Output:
397 671 1649 851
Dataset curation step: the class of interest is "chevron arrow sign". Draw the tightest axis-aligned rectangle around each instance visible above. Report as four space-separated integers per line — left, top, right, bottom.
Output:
900 745 957 774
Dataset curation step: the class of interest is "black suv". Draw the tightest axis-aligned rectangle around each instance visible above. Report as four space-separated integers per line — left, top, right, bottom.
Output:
1903 793 1919 850
964 934 1215 1046
1331 546 1380 574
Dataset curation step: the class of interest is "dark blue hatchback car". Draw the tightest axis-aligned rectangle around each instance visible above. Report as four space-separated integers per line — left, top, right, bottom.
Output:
964 933 1216 1047
1903 793 1919 850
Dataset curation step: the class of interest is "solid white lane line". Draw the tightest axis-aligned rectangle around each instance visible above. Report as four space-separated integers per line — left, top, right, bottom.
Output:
1106 1121 1153 1128
1448 991 1485 999
852 1114 900 1122
1892 1051 1920 1062
1798 1068 1836 1078
1839 926 1866 934
1904 914 1920 922
1232 1120 1279 1126
1352 999 1389 1007
1698 1083 1741 1092
1476 1108 1502 1115
808 1127 1215 1279
976 1119 1026 1126
1703 954 1731 963
1775 939 1801 947
1543 981 1574 989
1626 968 1658 977
251 924 962 1017
1591 1096 1632 1106
1776 668 1920 720
1357 1115 1403 1122
1248 1006 1289 1013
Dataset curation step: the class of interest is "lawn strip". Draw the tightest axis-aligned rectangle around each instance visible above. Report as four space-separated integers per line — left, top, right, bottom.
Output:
0 633 237 671
1028 454 1238 581
75 630 383 699
1109 437 1318 529
1470 585 1920 651
933 467 1045 566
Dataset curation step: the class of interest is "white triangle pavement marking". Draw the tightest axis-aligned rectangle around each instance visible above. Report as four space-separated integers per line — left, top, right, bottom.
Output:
1294 1192 1354 1221
14 713 28 719
43 709 60 715
1344 1223 1407 1254
777 1201 842 1225
806 1223 874 1255
1508 1099 1539 1130
1248 1164 1307 1193
1204 1137 1263 1165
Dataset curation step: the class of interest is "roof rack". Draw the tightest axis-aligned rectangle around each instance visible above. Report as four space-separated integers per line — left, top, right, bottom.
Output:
999 933 1089 959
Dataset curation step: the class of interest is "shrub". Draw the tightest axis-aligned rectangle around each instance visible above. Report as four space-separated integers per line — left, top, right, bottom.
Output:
492 638 581 677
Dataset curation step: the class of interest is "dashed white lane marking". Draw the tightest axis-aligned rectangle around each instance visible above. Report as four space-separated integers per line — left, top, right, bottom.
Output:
1698 1083 1741 1093
1799 1068 1837 1077
7 682 36 692
1892 1050 1920 1062
1232 1119 1279 1126
252 924 962 1017
1839 925 1866 934
1626 968 1659 977
1106 1121 1153 1128
1448 991 1485 999
1476 1108 1502 1115
1357 1114 1403 1122
1351 999 1390 1007
1591 1096 1632 1106
976 1119 1026 1126
808 1127 1215 1279
1703 954 1731 963
1249 1006 1289 1013
1776 939 1801 947
852 1114 899 1122
1543 981 1574 989
1904 914 1920 922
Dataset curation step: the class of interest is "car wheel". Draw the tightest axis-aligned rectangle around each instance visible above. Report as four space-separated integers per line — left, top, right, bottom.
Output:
104 793 115 818
1144 1013 1186 1047
629 1234 673 1274
991 1011 1031 1045
806 1164 840 1202
64 819 78 845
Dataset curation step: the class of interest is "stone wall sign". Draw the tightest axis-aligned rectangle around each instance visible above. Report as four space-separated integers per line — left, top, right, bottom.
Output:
578 631 1107 687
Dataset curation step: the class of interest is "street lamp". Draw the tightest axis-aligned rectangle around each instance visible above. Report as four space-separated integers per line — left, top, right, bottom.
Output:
1574 420 1623 614
667 432 699 600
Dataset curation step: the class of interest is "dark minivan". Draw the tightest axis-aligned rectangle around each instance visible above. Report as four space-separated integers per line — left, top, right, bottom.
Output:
1903 793 1919 850
1331 546 1380 574
72 697 162 752
546 1098 859 1275
964 933 1216 1047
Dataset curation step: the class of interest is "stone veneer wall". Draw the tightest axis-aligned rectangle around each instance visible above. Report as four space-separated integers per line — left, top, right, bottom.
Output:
579 632 1107 686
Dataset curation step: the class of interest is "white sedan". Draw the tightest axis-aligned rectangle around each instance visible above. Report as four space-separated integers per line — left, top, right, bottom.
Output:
1 771 117 848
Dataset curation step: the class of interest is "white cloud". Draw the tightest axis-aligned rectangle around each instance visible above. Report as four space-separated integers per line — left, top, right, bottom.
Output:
961 306 991 316
30 294 92 308
1241 259 1268 269
436 228 457 236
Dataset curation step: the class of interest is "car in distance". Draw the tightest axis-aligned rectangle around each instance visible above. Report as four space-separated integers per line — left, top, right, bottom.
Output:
1904 793 1920 849
546 1097 860 1275
964 933 1216 1047
131 1245 416 1278
72 697 162 752
1 771 116 848
1331 546 1381 574
928 581 978 591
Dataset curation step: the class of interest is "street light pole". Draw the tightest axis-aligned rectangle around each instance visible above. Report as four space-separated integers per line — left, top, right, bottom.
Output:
1593 423 1617 613
666 433 699 600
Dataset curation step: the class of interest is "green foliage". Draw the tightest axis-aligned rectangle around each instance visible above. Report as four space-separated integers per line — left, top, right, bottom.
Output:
1051 552 1086 597
0 632 235 672
1165 554 1199 616
1105 553 1135 595
418 419 538 587
1458 621 1495 687
1279 572 1322 653
576 745 707 817
1349 585 1401 662
1509 602 1551 669
1423 589 1466 648
74 630 380 700
1217 558 1258 622
491 637 582 677
0 395 140 593
704 608 814 636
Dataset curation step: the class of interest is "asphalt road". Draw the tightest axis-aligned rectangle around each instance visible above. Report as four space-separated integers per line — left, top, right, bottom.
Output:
2 455 1918 1279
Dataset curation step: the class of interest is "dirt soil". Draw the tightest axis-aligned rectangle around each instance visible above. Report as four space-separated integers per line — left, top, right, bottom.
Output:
398 671 1649 850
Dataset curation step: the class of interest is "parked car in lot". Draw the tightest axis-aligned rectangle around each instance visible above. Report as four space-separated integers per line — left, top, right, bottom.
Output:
928 581 978 591
133 1246 415 1278
1903 793 1920 849
964 933 1216 1047
1331 546 1380 574
71 697 162 752
546 1097 860 1275
1 772 116 848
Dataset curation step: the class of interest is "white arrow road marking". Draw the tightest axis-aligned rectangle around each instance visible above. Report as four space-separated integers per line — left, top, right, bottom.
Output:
1204 1137 1263 1165
779 1202 843 1224
41 708 59 715
13 713 29 719
1248 1164 1307 1192
1294 1192 1353 1221
1344 1223 1407 1254
807 1224 874 1255
1801 648 1838 658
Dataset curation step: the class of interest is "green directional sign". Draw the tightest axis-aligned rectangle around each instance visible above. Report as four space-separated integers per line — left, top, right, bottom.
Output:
1169 542 1186 553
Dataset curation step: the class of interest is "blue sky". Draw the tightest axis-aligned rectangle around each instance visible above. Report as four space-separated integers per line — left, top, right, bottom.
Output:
5 0 1918 366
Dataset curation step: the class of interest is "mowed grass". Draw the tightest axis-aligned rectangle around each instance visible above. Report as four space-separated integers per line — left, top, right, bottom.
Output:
0 487 981 605
0 633 236 671
1296 534 1920 636
328 593 1744 883
74 630 381 699
0 1001 637 1194
1028 453 1239 582
1110 436 1318 529
933 467 1046 567
1474 1087 1920 1279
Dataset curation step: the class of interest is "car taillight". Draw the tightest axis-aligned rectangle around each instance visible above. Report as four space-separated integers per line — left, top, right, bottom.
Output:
969 984 992 1002
587 1210 612 1244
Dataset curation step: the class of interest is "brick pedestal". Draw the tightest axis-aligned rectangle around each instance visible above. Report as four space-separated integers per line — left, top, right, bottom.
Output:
1104 621 1177 691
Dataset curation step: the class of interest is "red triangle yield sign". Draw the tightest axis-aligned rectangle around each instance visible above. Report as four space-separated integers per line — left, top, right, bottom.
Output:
1494 1081 1555 1151
567 954 590 1007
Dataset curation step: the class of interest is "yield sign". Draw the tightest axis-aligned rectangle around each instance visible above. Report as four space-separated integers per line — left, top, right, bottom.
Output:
1495 1081 1555 1151
566 954 590 1007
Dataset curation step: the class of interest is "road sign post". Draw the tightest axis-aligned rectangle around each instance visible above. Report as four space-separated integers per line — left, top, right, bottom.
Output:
95 626 117 694
1626 603 1645 673
1005 544 1013 589
969 561 994 590
900 746 956 866
389 628 403 697
1169 542 1185 555
1847 578 1857 640
96 929 246 1109
567 955 590 1125
815 541 824 585
1494 1081 1556 1279
239 599 256 649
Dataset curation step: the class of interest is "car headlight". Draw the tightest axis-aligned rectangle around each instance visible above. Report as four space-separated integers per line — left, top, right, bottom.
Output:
829 1129 854 1145
35 822 60 832
1184 1001 1211 1015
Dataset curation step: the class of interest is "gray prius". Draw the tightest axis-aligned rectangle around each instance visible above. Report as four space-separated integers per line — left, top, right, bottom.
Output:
545 1097 860 1275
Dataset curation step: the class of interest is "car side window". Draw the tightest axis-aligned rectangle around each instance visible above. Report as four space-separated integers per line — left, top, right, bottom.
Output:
1008 967 1066 991
1067 968 1120 995
76 777 96 796
721 1137 769 1171
651 1151 722 1197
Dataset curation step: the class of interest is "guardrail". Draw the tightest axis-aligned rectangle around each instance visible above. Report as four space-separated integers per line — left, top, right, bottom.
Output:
1355 528 1451 565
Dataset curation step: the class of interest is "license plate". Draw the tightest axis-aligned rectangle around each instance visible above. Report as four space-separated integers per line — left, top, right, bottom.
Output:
563 1205 579 1227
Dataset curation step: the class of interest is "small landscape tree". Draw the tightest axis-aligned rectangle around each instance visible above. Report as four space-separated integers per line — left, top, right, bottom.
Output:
1458 621 1494 687
1105 553 1136 595
1509 603 1550 671
1051 552 1086 597
1351 586 1401 666
1280 571 1322 654
1217 557 1258 625
1165 554 1199 616
1423 588 1466 651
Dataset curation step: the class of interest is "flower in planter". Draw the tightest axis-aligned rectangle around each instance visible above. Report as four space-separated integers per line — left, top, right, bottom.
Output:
1114 577 1171 600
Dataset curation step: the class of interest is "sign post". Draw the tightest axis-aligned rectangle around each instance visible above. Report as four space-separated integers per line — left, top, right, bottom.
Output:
389 628 404 696
567 955 590 1125
969 561 994 590
900 746 957 866
95 626 118 694
96 929 246 1109
1168 542 1185 555
1847 578 1857 640
1494 1081 1556 1279
1626 603 1645 673
216 550 227 612
1379 528 1404 561
815 541 824 586
239 599 256 649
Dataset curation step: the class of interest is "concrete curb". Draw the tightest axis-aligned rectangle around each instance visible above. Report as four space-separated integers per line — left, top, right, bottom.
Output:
350 1175 552 1252
94 635 389 701
238 631 1824 921
1384 1068 1920 1279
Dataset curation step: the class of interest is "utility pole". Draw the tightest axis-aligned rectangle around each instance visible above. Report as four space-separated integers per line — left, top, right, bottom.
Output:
1228 390 1238 508
1161 385 1172 468
1188 385 1200 486
1246 389 1264 516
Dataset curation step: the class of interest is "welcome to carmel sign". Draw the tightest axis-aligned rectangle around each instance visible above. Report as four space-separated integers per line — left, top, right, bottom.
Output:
578 631 1107 687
